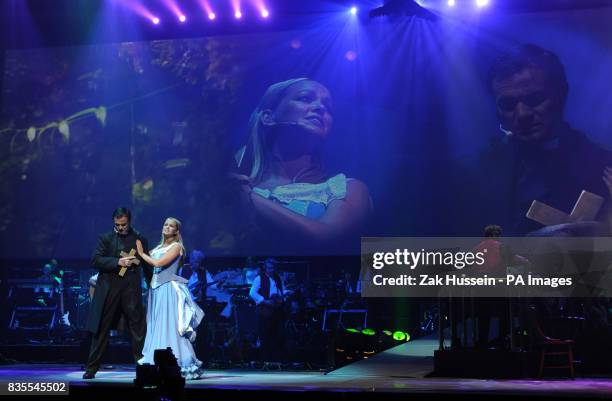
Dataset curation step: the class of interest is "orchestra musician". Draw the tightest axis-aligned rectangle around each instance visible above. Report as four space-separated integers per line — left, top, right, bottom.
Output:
249 258 287 366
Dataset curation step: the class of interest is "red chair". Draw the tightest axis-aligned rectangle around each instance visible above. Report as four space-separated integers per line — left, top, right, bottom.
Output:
527 306 574 378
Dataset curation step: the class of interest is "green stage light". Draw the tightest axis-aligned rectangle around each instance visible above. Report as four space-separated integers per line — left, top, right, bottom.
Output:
383 330 392 336
392 331 406 341
394 331 413 341
361 328 376 336
346 328 360 333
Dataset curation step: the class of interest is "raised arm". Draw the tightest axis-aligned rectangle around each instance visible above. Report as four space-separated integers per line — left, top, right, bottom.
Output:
138 236 153 284
137 240 182 267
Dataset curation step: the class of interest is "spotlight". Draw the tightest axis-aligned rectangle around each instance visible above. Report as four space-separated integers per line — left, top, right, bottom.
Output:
475 0 489 7
152 17 160 25
234 10 242 19
179 15 186 22
261 9 269 18
369 0 437 20
350 6 358 15
345 50 357 61
208 12 216 20
447 0 455 6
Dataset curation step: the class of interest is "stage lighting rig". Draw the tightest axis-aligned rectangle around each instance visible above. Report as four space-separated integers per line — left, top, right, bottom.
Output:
369 0 438 20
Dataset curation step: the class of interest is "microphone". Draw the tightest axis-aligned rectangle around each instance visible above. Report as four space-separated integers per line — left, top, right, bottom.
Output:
499 124 513 137
265 121 301 128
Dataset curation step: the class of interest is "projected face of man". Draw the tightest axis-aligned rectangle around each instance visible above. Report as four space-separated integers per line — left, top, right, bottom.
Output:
492 67 564 143
114 215 130 236
271 80 333 138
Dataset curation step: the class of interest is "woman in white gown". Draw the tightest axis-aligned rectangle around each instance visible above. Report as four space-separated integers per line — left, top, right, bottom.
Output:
136 217 204 379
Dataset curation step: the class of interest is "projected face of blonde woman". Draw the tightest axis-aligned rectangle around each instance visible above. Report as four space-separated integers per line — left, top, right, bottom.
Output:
269 80 333 138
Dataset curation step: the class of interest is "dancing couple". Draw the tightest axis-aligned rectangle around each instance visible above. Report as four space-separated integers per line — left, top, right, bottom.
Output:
84 208 203 380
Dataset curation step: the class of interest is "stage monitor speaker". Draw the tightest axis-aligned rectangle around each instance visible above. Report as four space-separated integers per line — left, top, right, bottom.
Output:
322 308 368 331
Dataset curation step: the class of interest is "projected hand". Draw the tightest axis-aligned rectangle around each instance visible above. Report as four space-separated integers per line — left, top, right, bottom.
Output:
229 173 252 188
229 173 254 205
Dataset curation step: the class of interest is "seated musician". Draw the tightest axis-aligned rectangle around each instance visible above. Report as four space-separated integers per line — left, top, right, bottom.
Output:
34 260 59 304
249 258 286 366
183 250 216 304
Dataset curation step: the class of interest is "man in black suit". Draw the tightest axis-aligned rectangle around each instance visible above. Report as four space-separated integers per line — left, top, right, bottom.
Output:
83 207 151 379
476 43 611 235
465 44 612 354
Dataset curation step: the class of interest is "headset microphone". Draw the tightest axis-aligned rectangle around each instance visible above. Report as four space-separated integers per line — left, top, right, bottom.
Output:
499 124 513 137
267 121 300 127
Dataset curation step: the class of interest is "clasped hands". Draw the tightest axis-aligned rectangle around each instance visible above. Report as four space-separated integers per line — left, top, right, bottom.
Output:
118 255 137 267
118 242 146 268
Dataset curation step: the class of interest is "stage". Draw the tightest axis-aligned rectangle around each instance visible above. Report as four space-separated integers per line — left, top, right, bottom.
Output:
1 339 611 400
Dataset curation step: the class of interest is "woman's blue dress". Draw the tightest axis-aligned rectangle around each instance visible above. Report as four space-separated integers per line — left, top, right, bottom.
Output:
138 243 204 379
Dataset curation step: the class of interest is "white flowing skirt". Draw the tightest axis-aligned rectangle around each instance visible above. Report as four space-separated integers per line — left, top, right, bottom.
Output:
138 280 204 379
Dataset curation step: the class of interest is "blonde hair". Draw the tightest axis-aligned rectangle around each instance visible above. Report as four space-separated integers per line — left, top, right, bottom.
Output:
155 217 185 255
237 78 327 184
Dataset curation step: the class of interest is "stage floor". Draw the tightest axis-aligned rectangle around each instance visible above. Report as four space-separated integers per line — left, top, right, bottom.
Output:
1 340 611 399
1 363 612 398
